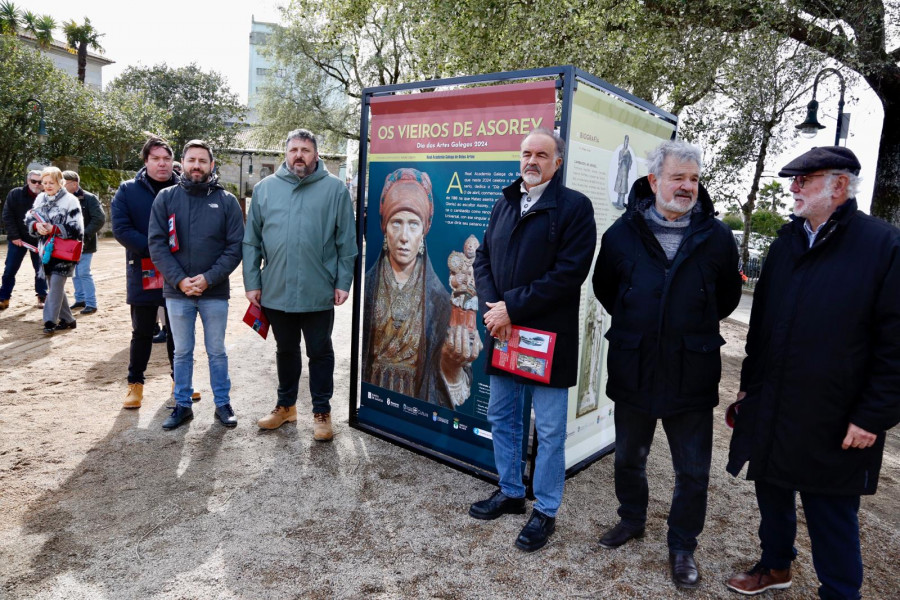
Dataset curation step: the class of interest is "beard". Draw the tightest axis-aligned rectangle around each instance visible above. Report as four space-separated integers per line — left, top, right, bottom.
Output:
793 181 833 219
522 169 542 186
656 190 697 216
187 169 209 183
290 159 313 178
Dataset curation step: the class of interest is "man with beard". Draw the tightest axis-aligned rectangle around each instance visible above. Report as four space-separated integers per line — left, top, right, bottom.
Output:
725 147 900 599
112 136 183 409
148 140 244 430
592 140 741 588
243 128 356 441
1 170 47 310
470 128 596 552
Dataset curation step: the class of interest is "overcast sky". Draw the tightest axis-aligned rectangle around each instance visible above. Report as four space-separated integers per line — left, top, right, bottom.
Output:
25 0 884 211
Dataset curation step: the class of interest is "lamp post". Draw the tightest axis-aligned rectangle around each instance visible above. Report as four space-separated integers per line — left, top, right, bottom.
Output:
24 97 49 144
239 151 254 199
795 68 847 146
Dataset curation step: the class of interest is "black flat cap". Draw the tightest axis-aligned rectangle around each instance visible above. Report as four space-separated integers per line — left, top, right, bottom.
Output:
778 146 861 177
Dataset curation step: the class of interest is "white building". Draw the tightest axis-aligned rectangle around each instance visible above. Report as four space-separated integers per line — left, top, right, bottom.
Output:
247 16 278 124
18 32 113 90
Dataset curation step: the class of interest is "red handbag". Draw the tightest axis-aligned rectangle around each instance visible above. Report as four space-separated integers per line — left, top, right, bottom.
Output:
50 237 83 262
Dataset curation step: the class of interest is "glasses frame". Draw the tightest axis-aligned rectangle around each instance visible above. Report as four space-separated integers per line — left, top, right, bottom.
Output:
788 172 833 189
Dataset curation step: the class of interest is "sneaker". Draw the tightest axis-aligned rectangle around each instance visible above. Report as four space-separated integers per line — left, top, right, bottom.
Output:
123 383 143 409
70 301 86 309
162 405 193 430
313 412 333 441
55 320 77 331
726 563 792 595
258 405 297 430
80 306 97 315
152 326 167 344
0 299 9 310
214 404 238 428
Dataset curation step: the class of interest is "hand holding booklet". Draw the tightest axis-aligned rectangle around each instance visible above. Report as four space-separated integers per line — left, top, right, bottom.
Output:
490 325 556 384
243 303 269 339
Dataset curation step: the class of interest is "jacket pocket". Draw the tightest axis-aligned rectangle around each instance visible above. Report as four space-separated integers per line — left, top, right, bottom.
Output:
679 333 725 396
605 329 642 393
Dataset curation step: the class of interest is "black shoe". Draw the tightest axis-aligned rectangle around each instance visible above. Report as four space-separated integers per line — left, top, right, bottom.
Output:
80 306 97 315
55 320 77 331
42 321 56 335
515 509 556 552
162 405 193 430
70 301 86 309
152 325 167 343
215 404 238 428
469 489 526 520
598 521 645 549
670 552 700 588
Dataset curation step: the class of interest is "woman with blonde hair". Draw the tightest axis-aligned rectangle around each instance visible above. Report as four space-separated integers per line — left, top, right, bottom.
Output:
25 167 84 334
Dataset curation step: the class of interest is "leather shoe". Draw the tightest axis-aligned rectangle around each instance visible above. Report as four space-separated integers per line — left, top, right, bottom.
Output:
42 321 56 335
162 405 193 430
468 489 526 520
215 404 238 428
515 509 555 552
55 320 76 331
80 306 97 315
598 521 645 549
670 552 701 589
70 301 86 309
726 563 791 595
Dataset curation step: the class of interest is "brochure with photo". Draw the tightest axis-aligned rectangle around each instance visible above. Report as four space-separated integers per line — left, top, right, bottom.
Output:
490 325 556 384
243 303 269 339
141 258 164 290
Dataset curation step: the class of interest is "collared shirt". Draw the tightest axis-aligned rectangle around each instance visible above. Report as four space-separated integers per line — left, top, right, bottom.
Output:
803 218 826 248
519 179 551 216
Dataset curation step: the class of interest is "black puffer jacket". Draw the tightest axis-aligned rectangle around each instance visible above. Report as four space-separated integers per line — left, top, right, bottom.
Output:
2 186 40 245
593 177 741 417
474 170 597 388
74 188 105 254
728 199 900 496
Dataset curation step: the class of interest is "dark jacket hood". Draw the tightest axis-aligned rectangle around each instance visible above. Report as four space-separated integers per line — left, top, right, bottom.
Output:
625 176 715 217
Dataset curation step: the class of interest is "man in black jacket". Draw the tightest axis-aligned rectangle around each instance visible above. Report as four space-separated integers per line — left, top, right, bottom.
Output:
1 170 47 309
726 147 900 599
63 171 105 315
470 128 596 552
149 140 244 430
593 140 741 588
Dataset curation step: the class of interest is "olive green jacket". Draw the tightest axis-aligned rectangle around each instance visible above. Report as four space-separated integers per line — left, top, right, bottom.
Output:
242 160 357 312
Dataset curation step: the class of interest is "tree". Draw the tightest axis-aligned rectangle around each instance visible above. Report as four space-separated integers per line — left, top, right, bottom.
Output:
645 0 900 226
62 17 104 85
109 64 246 153
0 1 20 35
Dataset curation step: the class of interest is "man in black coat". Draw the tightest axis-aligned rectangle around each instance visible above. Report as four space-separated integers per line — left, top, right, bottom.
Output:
63 170 105 315
0 170 47 309
726 147 900 599
470 128 596 552
593 140 741 588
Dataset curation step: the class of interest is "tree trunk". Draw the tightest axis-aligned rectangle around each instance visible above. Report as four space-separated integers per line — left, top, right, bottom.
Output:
871 97 900 227
741 127 773 267
77 44 87 84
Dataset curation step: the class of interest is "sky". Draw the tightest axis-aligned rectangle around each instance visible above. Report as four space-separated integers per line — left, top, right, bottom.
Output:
25 0 885 212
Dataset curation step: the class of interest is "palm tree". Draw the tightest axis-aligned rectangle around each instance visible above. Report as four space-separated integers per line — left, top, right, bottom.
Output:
22 10 55 48
62 17 104 84
0 1 21 35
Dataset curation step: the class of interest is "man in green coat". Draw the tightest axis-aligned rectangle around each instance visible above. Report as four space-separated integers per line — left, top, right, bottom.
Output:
243 128 357 441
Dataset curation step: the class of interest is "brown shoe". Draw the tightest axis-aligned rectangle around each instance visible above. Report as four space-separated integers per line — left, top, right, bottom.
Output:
123 383 143 409
257 405 297 430
726 563 791 595
0 299 9 310
313 412 333 441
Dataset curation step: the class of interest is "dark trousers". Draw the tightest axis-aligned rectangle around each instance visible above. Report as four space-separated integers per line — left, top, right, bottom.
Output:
613 403 713 553
0 241 47 300
264 307 334 414
128 304 174 384
755 480 862 600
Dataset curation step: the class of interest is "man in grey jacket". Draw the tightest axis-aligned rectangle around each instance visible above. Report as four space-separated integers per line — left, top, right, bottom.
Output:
149 140 244 430
243 128 357 440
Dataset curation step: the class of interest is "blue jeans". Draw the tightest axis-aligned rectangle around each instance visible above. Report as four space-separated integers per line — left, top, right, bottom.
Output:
72 252 96 307
755 480 862 600
487 375 568 517
166 297 230 408
613 403 713 553
0 240 47 300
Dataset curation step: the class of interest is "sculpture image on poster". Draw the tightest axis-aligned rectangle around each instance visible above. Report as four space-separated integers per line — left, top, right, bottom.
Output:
576 297 606 418
610 134 634 210
362 167 483 410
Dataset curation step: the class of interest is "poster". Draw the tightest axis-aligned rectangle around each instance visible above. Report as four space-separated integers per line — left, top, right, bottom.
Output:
358 81 557 474
564 83 677 469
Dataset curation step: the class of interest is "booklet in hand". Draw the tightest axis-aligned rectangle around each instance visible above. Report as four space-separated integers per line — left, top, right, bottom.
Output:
141 258 164 290
490 325 556 384
243 303 269 339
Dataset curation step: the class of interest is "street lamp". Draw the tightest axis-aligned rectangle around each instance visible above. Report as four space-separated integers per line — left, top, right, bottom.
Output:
239 151 254 199
796 68 847 146
24 97 49 144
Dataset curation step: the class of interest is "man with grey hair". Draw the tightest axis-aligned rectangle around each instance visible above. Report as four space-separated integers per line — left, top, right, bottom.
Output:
592 139 741 588
1 170 47 309
243 128 357 440
725 147 900 598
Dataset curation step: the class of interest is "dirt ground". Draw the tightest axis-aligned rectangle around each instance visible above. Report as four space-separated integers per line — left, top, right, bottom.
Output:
1 239 898 599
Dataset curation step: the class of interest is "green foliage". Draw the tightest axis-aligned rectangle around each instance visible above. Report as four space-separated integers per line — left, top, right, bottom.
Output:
62 17 104 84
722 214 744 230
757 180 788 213
0 1 20 34
77 165 132 201
109 64 246 154
750 209 787 237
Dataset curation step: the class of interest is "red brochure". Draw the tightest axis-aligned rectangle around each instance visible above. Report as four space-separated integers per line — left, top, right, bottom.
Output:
243 303 269 339
141 258 164 290
490 325 556 384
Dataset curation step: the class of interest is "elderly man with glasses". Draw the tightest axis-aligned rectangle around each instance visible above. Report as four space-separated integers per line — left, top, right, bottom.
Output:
1 170 47 310
726 146 900 599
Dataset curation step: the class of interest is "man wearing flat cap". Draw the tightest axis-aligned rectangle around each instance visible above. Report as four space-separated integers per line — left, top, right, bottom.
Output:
726 146 900 599
361 167 482 408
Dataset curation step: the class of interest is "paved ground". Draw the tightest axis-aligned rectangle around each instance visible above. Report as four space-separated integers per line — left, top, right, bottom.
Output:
0 240 897 599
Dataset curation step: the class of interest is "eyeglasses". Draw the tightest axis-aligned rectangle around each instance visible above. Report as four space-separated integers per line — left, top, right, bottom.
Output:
787 173 831 189
29 180 41 184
